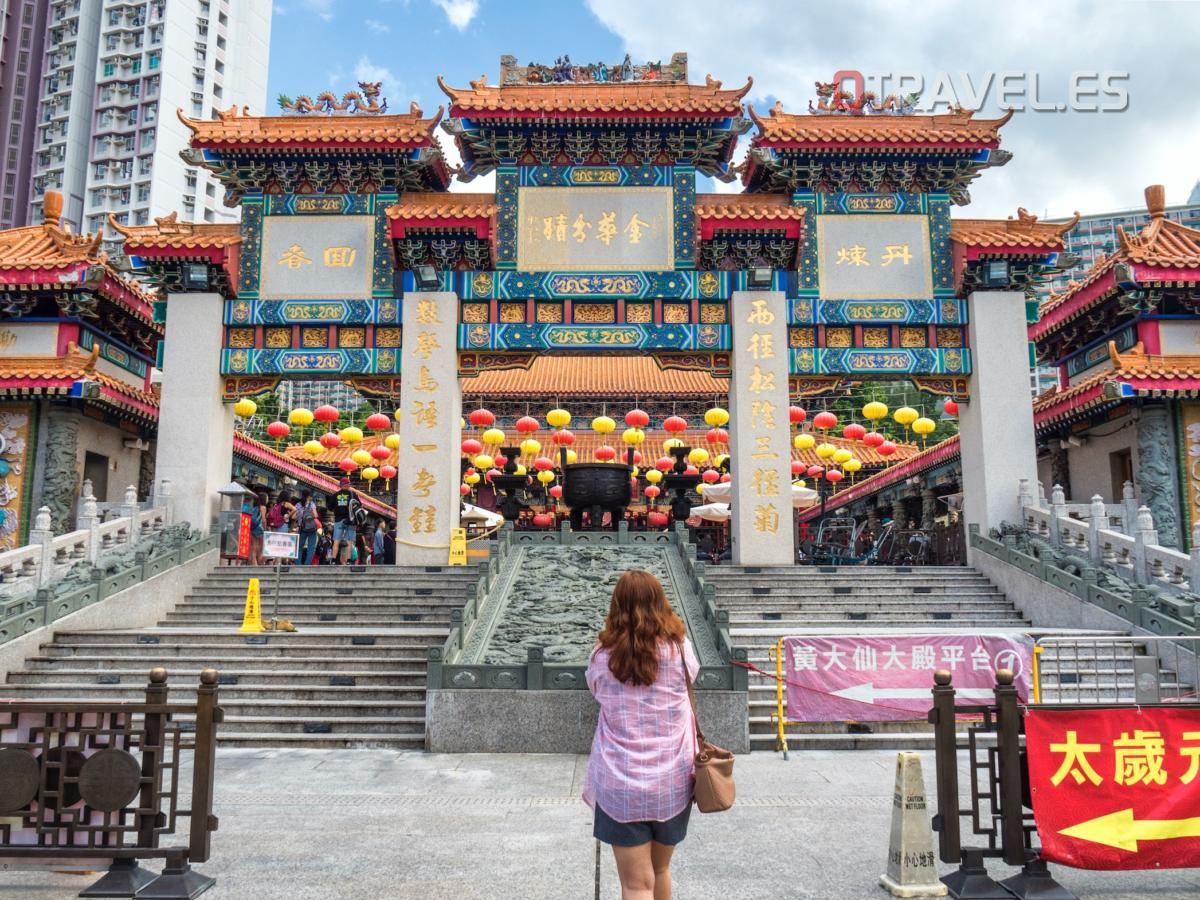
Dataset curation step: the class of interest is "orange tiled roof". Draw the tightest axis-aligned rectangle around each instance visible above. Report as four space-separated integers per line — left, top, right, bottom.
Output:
384 193 498 221
461 356 729 399
178 103 444 147
951 209 1077 250
438 73 751 116
1110 343 1200 382
1038 185 1200 320
749 103 1012 146
695 193 806 222
0 345 158 416
110 212 242 251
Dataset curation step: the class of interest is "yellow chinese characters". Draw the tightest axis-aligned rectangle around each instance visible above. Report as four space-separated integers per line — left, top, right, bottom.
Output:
538 211 652 246
415 299 442 325
410 468 437 499
1049 729 1200 787
410 400 439 428
835 243 914 267
323 246 357 268
408 506 437 535
278 244 313 269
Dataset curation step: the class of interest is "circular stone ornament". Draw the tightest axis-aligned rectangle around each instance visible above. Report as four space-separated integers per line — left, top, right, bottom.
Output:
0 748 40 813
78 748 142 812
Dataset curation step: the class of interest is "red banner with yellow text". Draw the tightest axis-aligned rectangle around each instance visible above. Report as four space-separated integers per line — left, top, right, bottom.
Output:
1026 707 1200 870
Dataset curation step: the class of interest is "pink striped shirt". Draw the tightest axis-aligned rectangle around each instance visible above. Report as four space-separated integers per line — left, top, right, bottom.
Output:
582 637 699 823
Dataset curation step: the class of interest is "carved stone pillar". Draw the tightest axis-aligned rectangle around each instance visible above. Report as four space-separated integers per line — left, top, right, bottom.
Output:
1049 446 1072 501
137 446 155 503
43 406 81 535
1135 404 1181 548
891 498 907 529
921 487 938 531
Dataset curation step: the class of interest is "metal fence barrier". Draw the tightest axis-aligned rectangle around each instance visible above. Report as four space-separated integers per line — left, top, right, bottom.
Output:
0 668 222 899
1033 635 1200 705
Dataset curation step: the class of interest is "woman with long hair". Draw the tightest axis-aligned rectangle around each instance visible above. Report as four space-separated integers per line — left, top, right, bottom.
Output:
583 569 698 900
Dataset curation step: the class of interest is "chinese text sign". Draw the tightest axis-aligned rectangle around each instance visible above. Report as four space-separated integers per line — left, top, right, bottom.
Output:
259 215 375 299
816 214 933 300
517 187 674 271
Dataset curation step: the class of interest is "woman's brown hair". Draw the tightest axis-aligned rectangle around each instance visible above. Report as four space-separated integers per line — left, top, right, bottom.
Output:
598 570 685 686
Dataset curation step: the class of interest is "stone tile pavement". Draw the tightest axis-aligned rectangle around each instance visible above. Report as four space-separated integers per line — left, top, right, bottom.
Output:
3 749 1198 899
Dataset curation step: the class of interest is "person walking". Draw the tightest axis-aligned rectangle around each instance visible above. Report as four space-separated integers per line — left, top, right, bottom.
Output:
248 490 268 565
327 478 362 565
371 518 386 564
295 491 321 565
263 491 294 562
583 570 698 900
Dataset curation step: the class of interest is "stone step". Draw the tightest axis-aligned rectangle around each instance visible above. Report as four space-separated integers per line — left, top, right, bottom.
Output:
176 598 461 610
8 668 426 686
751 732 938 751
213 733 424 750
729 608 1021 620
160 614 452 627
50 630 445 645
1 683 429 702
185 586 474 597
23 655 428 671
715 586 1003 597
204 714 426 735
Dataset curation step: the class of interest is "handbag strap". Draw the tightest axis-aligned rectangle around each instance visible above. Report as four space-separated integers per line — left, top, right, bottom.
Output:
677 640 705 743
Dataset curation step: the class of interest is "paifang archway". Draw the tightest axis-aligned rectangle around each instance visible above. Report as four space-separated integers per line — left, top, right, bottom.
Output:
125 58 1067 566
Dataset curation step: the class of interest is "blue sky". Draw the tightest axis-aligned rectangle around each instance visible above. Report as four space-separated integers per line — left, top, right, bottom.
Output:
267 1 1200 218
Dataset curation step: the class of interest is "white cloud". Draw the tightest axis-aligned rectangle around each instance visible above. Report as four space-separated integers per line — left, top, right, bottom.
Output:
364 18 390 32
585 0 1200 217
303 0 335 21
432 0 479 30
353 56 397 87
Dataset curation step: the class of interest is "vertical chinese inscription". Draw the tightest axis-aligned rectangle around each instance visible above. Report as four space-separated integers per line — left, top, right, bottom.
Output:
396 291 461 564
729 291 794 565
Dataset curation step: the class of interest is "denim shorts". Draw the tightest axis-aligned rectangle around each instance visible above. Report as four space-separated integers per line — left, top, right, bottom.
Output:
593 802 691 847
332 520 355 542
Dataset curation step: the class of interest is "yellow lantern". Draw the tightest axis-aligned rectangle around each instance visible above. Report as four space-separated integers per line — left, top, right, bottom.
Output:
912 417 936 436
794 433 816 451
631 466 640 477
384 433 401 450
482 428 506 446
234 398 257 418
303 440 323 456
520 438 541 456
645 469 663 484
340 426 364 444
592 415 616 434
351 449 372 467
793 478 806 489
464 472 481 486
473 454 495 470
663 437 684 452
565 449 578 464
514 464 527 476
289 407 314 427
815 442 836 459
714 454 729 469
704 407 730 427
394 409 403 422
361 466 379 482
862 401 888 422
833 448 853 465
696 483 705 495
622 427 645 446
537 469 555 484
894 406 919 428
547 408 571 429
844 458 863 473
687 447 710 466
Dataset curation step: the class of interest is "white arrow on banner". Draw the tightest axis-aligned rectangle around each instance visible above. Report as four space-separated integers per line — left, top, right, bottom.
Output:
831 683 996 704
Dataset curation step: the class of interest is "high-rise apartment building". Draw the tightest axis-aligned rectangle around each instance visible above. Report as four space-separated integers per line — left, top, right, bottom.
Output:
28 0 271 254
0 0 49 229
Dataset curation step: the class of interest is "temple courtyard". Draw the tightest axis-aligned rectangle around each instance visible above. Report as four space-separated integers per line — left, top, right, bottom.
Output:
2 749 1193 900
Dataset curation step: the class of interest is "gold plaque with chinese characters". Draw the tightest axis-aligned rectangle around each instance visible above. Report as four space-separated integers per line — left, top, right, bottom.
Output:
259 215 375 300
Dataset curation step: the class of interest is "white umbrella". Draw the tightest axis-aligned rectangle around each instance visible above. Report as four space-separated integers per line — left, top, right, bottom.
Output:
461 502 504 528
689 502 731 523
701 480 819 508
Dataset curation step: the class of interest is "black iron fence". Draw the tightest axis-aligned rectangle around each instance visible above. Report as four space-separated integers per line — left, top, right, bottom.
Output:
0 668 222 899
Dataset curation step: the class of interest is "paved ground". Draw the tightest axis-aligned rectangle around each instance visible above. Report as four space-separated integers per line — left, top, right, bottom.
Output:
4 749 1199 899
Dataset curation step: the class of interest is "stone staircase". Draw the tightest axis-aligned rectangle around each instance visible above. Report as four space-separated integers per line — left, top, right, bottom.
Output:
2 564 478 749
707 564 1171 751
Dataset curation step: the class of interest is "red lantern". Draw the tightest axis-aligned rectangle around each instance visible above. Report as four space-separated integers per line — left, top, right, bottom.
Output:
319 432 340 449
791 460 804 475
644 485 661 499
684 465 699 476
625 409 650 428
370 445 391 461
632 451 643 465
532 513 553 528
647 511 669 528
380 465 397 480
366 412 391 432
863 431 885 448
552 429 575 445
807 465 824 478
789 406 807 425
266 421 290 439
878 440 898 457
701 469 720 484
655 457 674 471
813 411 838 430
515 416 540 434
595 446 616 462
944 398 959 416
548 485 564 499
468 408 495 427
338 459 357 473
826 469 844 483
706 428 729 445
720 474 731 483
485 467 502 482
843 423 866 442
314 405 339 424
533 456 555 471
494 454 508 468
462 438 483 456
663 416 688 434
460 484 471 496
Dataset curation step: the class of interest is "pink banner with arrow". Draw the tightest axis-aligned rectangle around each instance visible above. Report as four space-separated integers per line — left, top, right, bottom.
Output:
781 634 1034 721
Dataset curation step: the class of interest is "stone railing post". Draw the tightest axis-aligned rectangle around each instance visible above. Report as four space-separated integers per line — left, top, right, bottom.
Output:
1050 484 1067 547
1087 494 1105 564
1037 481 1047 509
155 478 174 527
1123 480 1138 536
76 486 101 564
1191 523 1200 592
1018 478 1035 514
119 484 139 542
76 479 94 530
1133 505 1158 584
29 506 55 588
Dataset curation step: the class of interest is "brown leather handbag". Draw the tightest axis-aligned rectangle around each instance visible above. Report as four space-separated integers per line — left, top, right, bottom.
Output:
679 643 735 813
